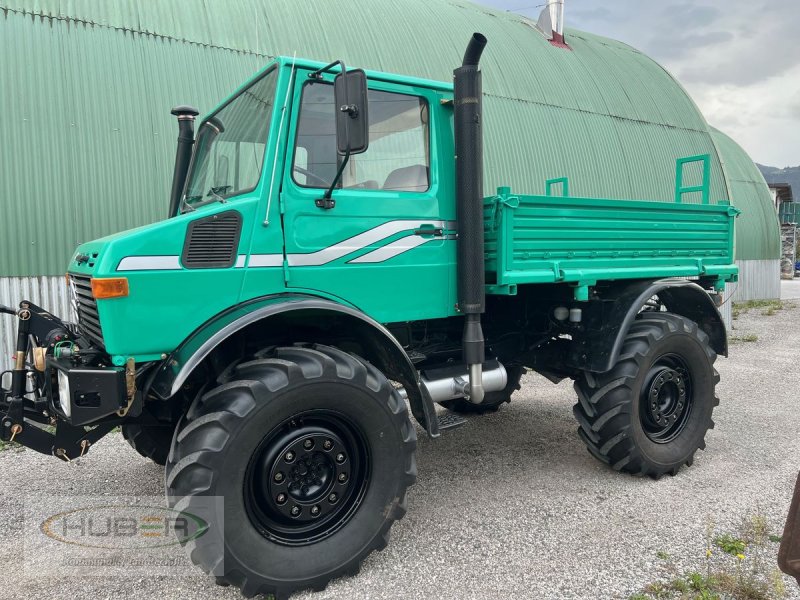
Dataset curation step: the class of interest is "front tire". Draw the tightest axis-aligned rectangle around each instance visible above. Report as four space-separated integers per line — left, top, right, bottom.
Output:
165 344 416 598
573 312 719 478
122 422 174 465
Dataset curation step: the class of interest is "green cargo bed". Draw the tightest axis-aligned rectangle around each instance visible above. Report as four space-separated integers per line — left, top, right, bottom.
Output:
484 183 739 298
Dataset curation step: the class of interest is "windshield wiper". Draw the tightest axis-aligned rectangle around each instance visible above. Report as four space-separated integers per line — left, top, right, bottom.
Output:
180 187 230 213
207 186 230 204
180 195 199 212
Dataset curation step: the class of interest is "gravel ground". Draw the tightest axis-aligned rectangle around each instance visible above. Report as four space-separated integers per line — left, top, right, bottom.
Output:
1 303 799 600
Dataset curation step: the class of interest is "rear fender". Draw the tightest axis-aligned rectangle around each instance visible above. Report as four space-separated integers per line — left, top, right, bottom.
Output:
567 279 727 373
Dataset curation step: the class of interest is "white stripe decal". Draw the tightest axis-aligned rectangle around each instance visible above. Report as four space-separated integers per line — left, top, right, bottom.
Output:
349 235 432 263
116 221 449 271
249 254 284 267
117 255 181 271
286 220 445 266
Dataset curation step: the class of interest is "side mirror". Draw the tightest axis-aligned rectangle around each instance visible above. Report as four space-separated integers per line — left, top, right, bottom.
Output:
334 69 369 155
779 472 800 585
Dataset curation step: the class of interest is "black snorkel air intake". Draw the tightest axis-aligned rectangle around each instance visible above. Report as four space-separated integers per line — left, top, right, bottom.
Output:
168 105 200 217
454 33 488 404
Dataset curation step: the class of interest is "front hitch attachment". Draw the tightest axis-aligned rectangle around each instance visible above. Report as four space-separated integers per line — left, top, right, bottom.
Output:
0 300 121 460
1 302 33 443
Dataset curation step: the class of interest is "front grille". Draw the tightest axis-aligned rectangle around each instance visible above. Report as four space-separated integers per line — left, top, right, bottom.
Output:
69 274 105 347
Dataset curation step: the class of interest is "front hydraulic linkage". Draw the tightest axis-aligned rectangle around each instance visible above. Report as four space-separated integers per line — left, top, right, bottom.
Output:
1 302 32 445
0 301 119 460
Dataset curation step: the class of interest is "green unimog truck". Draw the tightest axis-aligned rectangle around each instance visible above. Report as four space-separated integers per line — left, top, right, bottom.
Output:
1 34 738 598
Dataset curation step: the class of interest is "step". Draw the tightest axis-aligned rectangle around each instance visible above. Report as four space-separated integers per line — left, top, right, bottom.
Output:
436 410 467 431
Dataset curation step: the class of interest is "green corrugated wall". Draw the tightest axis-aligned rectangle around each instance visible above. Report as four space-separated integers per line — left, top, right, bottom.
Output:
710 127 781 260
0 0 779 275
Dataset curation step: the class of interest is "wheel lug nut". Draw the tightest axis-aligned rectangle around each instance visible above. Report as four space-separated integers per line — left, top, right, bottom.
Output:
290 506 301 517
303 439 314 450
276 493 287 505
335 453 346 463
284 451 295 462
338 473 348 483
311 505 321 516
328 493 338 503
274 472 284 483
323 439 333 450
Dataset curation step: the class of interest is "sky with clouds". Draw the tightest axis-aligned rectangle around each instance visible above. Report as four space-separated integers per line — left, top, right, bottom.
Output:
481 0 800 168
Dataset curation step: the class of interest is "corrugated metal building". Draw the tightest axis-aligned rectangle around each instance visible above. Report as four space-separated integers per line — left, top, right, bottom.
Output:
0 0 780 353
710 127 781 304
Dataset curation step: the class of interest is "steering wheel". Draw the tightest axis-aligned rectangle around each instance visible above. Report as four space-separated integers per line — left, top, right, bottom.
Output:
293 165 330 187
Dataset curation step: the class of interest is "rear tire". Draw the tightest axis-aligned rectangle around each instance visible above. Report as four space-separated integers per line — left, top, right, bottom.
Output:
440 365 526 414
165 344 417 599
573 313 719 478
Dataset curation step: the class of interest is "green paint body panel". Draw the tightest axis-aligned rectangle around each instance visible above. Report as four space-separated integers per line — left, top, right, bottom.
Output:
60 57 738 366
484 187 738 294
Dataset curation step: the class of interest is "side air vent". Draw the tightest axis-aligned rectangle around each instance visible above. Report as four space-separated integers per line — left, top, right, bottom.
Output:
181 210 242 269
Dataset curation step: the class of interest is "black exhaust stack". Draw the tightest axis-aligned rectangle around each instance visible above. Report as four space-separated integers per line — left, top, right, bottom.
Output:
168 105 200 217
454 33 487 404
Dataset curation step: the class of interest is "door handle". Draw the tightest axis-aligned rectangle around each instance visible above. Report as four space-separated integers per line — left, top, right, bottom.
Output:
413 227 443 237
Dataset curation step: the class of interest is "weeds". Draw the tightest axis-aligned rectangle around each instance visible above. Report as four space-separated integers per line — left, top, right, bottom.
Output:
730 333 759 343
631 509 790 599
732 300 784 319
714 533 747 556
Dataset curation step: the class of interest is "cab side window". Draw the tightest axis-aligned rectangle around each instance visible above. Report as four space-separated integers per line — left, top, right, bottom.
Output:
292 82 430 192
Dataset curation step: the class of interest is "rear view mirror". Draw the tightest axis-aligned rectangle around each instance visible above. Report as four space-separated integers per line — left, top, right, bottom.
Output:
334 69 369 155
779 472 800 584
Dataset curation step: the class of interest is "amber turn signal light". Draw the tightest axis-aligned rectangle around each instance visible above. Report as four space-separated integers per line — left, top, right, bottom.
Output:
90 277 129 299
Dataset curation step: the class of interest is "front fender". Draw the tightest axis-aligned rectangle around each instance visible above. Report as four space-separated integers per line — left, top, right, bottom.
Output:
146 293 437 433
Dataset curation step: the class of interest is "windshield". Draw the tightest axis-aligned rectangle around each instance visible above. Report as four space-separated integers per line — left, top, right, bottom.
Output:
182 69 278 211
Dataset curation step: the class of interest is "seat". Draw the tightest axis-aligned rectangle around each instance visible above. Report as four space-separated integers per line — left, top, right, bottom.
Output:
382 165 429 192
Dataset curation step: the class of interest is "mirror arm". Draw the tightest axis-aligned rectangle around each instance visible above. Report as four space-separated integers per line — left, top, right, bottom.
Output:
309 59 346 81
316 149 351 210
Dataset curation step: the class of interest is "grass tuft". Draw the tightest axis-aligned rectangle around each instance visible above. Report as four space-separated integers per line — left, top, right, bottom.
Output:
730 333 759 343
631 510 790 599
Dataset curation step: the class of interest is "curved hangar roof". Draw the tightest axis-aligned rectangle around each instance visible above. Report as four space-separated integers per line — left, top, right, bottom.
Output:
0 0 778 275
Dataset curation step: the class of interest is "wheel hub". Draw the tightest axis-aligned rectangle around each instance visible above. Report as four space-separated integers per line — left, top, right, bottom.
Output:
640 356 694 443
245 412 367 545
646 368 686 427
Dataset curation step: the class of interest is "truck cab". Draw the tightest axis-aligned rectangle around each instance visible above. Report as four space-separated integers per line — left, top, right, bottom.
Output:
66 57 459 366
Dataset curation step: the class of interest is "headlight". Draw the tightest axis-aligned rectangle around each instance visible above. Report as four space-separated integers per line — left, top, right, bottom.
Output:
57 370 71 418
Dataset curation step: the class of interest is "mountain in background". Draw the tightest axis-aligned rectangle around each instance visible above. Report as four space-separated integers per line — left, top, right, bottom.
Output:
757 164 800 198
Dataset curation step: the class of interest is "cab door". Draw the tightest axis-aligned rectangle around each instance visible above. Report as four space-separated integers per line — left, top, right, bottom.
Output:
279 70 455 324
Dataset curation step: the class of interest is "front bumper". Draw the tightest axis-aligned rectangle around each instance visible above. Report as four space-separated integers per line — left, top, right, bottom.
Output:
46 357 127 426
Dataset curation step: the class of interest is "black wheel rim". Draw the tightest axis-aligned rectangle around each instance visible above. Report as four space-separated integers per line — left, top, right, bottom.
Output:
244 410 370 546
640 353 693 443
